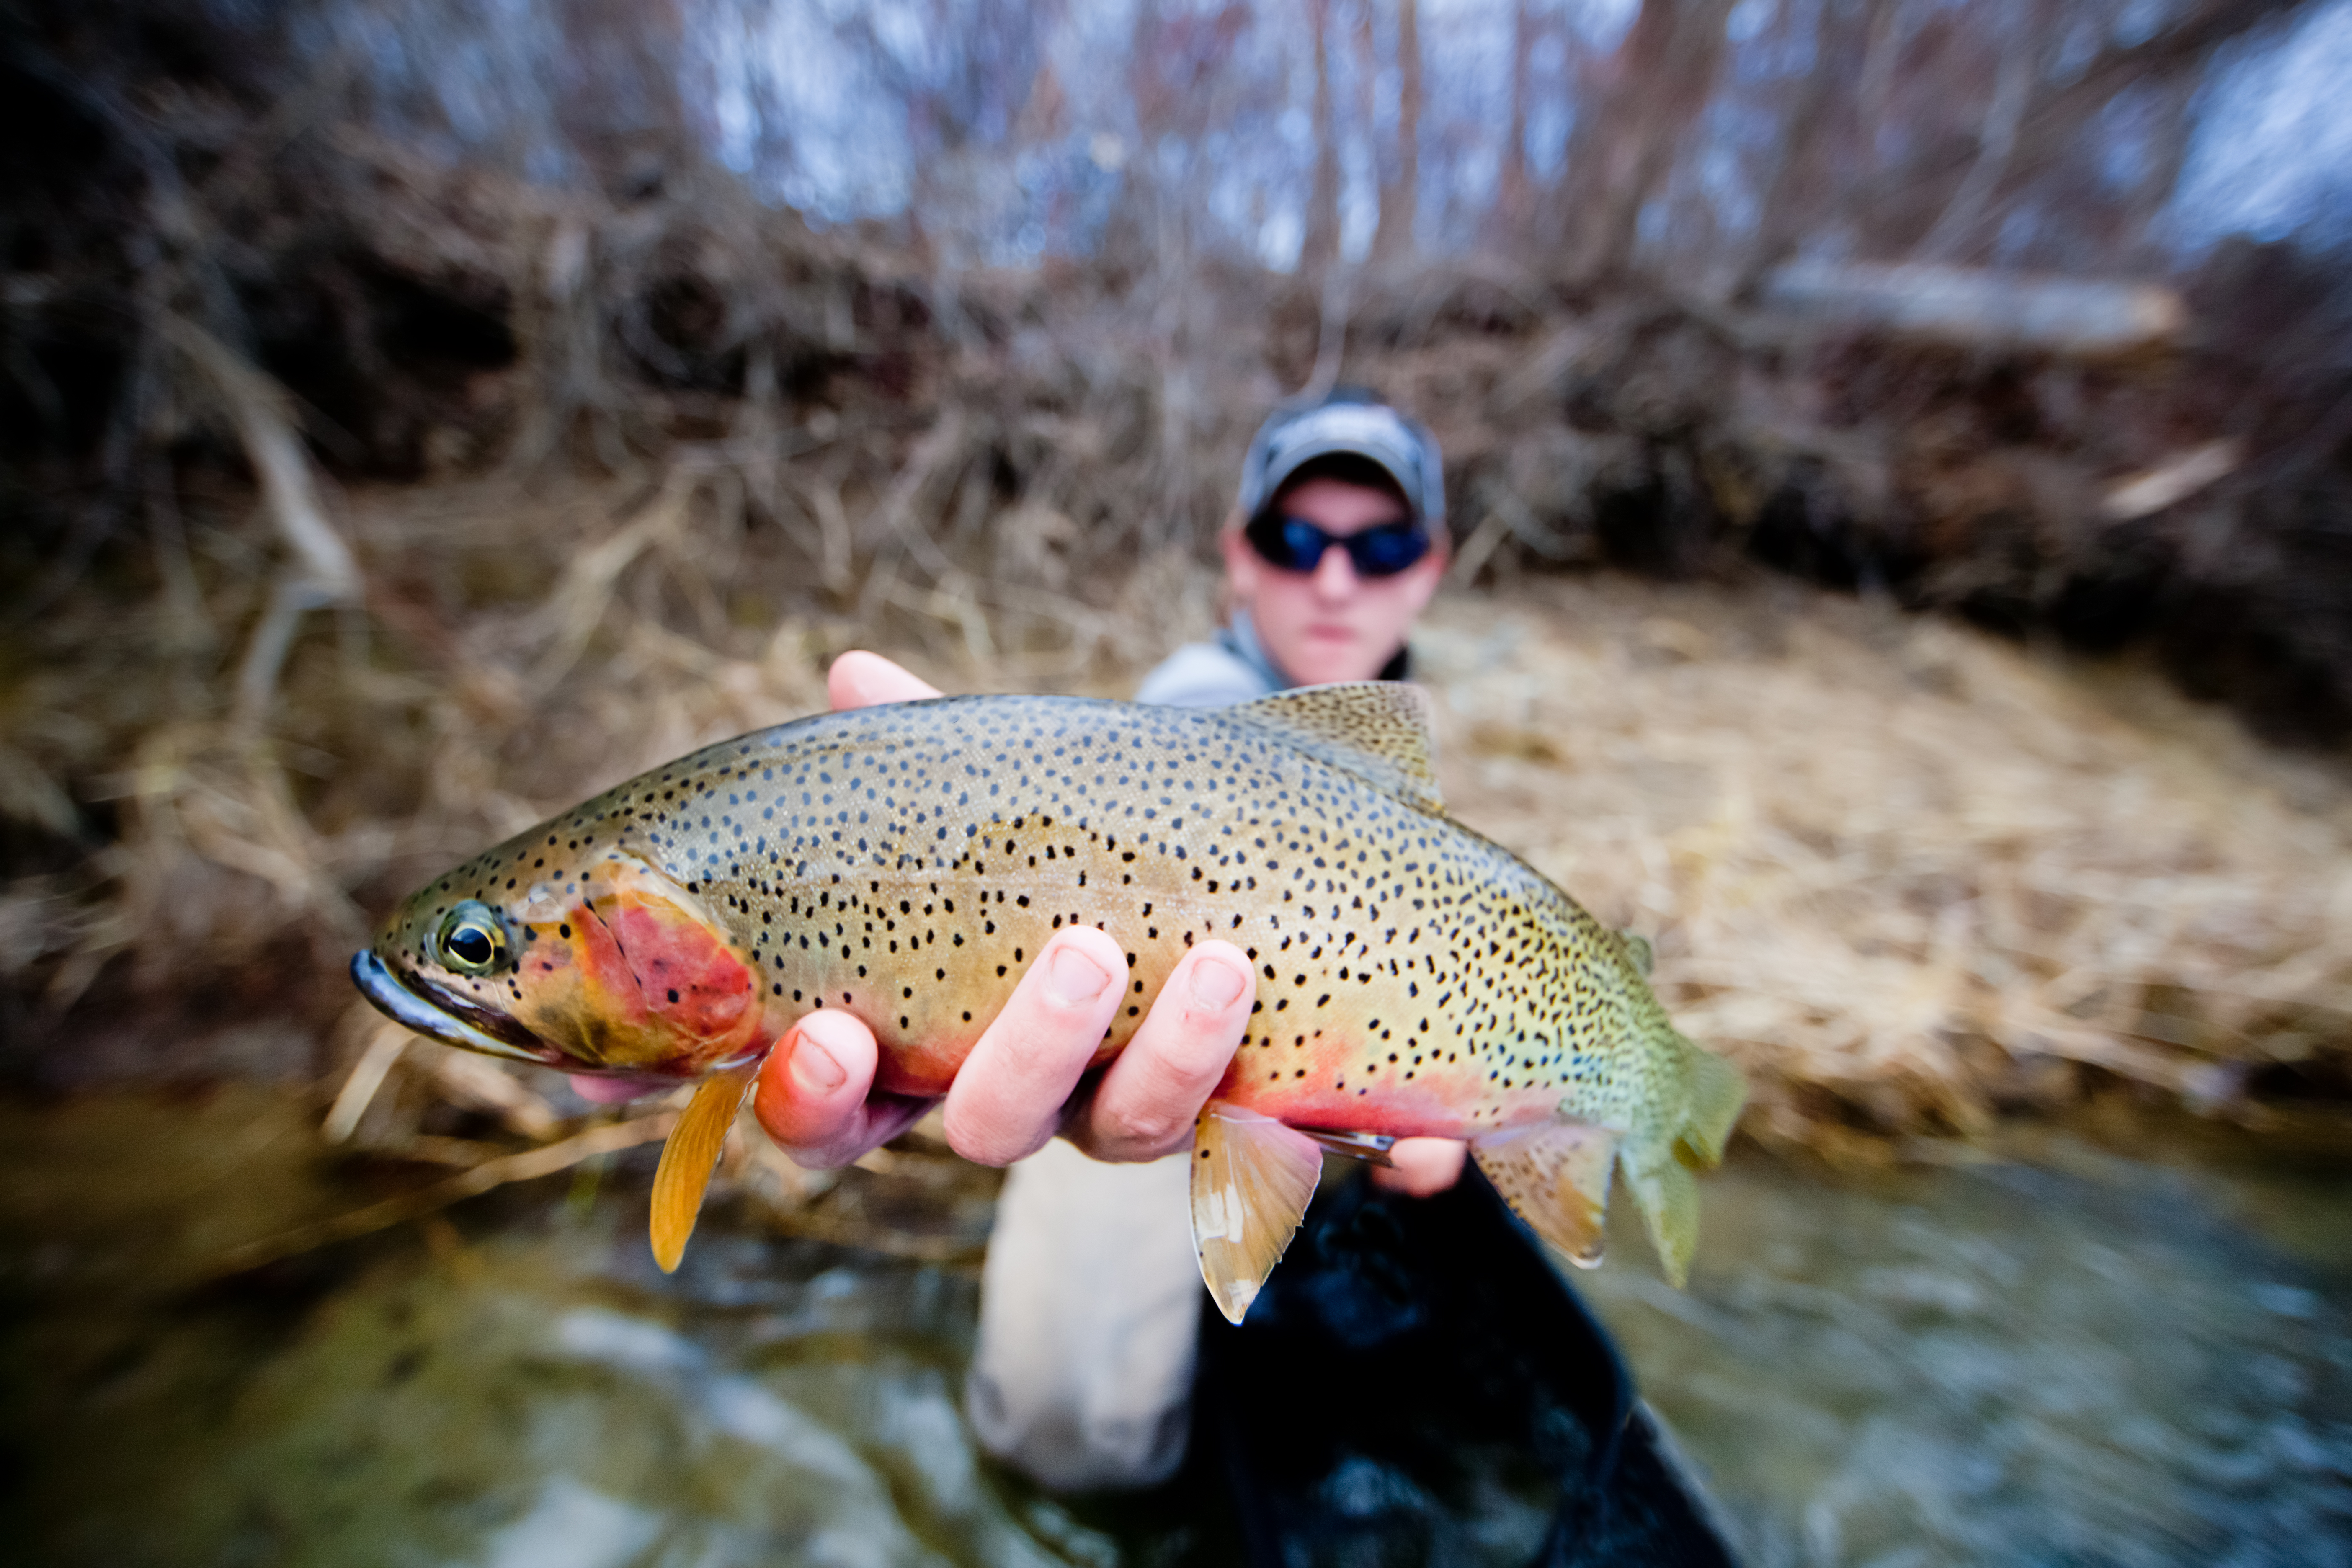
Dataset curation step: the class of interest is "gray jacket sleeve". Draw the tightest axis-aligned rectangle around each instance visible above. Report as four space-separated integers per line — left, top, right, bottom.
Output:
1133 641 1278 709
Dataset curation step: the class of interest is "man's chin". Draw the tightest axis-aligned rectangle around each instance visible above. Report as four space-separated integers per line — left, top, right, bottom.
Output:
1286 645 1378 686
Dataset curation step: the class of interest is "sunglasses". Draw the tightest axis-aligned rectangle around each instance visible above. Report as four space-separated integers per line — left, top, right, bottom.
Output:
1244 513 1433 578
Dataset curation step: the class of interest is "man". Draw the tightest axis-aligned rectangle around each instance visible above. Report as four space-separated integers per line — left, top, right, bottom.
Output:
746 390 1465 1487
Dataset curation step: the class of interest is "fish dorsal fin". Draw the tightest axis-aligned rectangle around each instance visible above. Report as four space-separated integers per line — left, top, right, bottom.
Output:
1470 1121 1620 1269
649 1063 756 1271
1224 683 1444 815
1191 1099 1324 1323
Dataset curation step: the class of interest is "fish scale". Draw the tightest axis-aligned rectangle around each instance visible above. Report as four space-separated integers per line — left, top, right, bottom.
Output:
357 684 1743 1316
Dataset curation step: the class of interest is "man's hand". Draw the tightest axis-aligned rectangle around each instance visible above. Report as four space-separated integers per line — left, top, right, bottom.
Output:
585 650 1463 1190
749 652 1261 1172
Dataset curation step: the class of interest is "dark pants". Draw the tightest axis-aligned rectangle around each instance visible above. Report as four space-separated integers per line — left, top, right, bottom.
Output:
1186 1165 1741 1568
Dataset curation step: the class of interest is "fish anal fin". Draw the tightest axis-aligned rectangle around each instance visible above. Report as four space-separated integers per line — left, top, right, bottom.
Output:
1223 683 1444 815
1471 1120 1619 1269
1191 1101 1323 1324
650 1064 756 1272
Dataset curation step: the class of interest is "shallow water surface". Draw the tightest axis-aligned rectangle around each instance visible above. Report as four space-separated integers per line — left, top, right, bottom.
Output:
1577 1132 2352 1568
0 1091 2345 1566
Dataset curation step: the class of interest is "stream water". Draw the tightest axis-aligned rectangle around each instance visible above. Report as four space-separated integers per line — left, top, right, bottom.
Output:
0 1089 2344 1567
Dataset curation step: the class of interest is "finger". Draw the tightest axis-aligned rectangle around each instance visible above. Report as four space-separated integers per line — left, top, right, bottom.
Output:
828 651 943 711
1370 1137 1467 1196
1070 940 1253 1162
940 926 1125 1166
751 1009 888 1167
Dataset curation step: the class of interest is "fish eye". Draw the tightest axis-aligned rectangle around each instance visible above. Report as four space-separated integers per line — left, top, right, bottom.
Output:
436 903 509 975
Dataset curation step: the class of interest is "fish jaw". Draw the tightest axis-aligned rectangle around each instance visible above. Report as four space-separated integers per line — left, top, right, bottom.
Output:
349 950 564 1066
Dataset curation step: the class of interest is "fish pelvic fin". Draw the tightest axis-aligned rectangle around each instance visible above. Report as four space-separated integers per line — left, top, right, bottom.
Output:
1191 1099 1323 1325
1222 683 1445 815
649 1063 756 1272
1471 1120 1618 1268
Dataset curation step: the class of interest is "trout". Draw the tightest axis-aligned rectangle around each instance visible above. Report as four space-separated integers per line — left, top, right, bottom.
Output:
352 684 1743 1319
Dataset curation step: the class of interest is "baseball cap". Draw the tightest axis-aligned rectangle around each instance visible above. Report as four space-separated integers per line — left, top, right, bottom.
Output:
1237 389 1446 532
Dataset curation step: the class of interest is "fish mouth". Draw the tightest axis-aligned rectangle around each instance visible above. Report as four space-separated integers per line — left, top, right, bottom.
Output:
349 950 553 1065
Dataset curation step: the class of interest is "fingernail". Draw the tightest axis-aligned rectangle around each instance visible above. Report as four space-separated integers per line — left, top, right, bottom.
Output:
791 1030 846 1092
1189 955 1248 1010
1047 944 1111 1005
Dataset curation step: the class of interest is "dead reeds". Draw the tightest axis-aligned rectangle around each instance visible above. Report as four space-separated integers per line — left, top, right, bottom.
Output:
1423 581 2352 1153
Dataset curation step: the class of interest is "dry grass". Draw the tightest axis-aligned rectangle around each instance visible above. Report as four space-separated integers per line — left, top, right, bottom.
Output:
1420 579 2352 1152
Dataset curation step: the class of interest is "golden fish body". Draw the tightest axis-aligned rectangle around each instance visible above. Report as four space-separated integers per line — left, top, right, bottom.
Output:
355 684 1743 1316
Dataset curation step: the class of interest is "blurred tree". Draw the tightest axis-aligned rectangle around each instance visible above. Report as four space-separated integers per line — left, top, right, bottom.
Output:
1372 0 1420 262
1304 0 1342 276
1557 0 1740 281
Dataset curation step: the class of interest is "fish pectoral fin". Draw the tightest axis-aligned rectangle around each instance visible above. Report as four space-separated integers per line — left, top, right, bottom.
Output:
1470 1120 1619 1269
649 1064 757 1272
1191 1100 1324 1325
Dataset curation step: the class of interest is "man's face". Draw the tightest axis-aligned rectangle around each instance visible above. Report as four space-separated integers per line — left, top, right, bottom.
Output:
1222 476 1449 687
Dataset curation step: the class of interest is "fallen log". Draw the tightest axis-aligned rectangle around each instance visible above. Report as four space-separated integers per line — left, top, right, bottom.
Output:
1759 261 2188 355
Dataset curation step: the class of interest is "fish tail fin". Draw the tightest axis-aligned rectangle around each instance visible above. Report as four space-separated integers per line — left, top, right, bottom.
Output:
1676 1035 1746 1171
1623 1151 1703 1289
1625 1027 1744 1289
